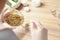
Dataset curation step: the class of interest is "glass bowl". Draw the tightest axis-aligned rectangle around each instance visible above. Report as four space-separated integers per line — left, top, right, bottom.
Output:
2 8 24 28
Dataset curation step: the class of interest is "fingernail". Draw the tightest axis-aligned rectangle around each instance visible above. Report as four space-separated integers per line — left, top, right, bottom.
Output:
33 22 37 29
30 20 38 29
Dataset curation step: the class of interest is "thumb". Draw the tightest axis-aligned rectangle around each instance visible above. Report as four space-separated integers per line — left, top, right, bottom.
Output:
29 20 39 32
29 20 43 32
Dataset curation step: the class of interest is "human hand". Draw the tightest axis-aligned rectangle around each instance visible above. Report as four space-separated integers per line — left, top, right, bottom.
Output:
29 20 48 40
0 19 15 30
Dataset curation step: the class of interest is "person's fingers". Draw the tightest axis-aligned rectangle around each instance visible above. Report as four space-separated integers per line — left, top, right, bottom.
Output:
30 20 40 29
0 19 4 23
0 19 1 22
29 20 44 31
29 20 41 32
36 22 43 31
5 26 16 30
33 20 43 30
0 24 5 30
29 20 36 32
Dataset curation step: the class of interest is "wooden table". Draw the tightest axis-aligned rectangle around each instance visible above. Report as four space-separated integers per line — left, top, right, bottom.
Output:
17 0 60 40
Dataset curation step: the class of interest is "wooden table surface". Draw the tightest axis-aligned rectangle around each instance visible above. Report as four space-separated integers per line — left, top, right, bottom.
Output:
17 0 60 40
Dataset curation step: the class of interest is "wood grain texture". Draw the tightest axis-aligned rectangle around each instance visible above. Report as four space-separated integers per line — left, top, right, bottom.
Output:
17 0 60 40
